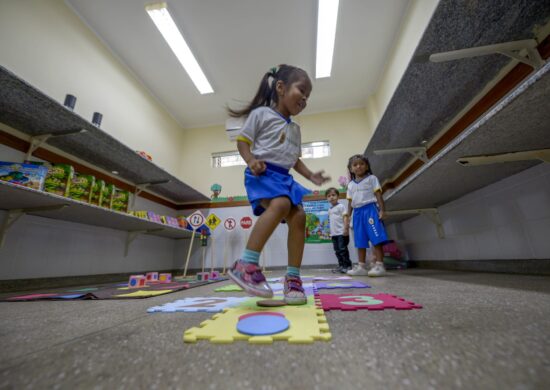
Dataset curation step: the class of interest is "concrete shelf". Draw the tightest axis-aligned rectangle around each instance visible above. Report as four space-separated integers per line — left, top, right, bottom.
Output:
0 65 208 204
0 181 196 246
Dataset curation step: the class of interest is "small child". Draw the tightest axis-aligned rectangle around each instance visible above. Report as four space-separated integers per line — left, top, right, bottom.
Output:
346 154 388 277
227 64 330 304
326 187 352 273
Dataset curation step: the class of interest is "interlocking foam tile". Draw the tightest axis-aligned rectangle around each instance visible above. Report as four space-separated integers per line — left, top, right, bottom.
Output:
315 293 422 311
148 297 250 313
313 281 371 290
184 300 331 344
114 290 173 298
313 276 352 281
214 284 243 292
7 293 59 300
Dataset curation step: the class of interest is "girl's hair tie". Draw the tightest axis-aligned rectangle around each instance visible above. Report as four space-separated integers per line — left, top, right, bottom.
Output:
269 66 279 75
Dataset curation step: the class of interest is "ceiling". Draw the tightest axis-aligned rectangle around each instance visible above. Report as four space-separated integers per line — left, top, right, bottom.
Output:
66 0 410 129
362 0 550 222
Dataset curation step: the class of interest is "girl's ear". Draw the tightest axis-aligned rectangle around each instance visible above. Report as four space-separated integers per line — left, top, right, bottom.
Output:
275 80 285 97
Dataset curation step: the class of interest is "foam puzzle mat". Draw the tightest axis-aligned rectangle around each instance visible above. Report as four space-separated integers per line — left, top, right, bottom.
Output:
2 278 228 301
184 298 331 344
148 297 251 313
315 293 423 311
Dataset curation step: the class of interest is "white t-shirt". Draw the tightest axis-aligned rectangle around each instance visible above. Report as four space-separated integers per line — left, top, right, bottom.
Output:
328 202 348 236
236 107 301 170
346 175 381 209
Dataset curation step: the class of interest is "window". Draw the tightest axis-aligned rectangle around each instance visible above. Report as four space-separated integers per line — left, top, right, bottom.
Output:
301 141 331 159
212 141 331 168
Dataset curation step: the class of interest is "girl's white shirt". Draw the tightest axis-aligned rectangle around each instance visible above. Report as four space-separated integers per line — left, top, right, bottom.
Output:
346 175 381 209
237 107 301 170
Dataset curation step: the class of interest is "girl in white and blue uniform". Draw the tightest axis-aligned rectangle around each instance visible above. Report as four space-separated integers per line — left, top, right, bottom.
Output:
346 154 389 277
226 64 330 305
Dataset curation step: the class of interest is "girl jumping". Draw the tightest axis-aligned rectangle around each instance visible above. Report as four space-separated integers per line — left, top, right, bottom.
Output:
227 64 330 304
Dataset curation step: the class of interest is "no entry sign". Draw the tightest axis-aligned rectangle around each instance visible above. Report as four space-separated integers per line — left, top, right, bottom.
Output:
240 216 253 229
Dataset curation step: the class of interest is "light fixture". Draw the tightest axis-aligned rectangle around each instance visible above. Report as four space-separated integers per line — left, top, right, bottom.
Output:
316 0 339 78
146 2 214 94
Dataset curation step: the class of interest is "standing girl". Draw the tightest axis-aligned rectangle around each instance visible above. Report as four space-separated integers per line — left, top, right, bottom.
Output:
346 154 388 277
227 64 330 304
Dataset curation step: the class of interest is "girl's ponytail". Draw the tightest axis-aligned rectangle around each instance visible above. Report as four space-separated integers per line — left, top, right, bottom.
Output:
227 65 309 118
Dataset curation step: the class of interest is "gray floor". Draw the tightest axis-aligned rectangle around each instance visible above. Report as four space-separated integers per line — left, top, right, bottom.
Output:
0 269 549 390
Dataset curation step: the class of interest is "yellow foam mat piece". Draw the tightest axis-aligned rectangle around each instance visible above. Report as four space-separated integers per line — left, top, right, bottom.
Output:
114 289 173 297
183 299 331 344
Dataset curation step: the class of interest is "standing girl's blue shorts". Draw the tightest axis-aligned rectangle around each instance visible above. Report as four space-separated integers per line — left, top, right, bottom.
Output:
244 162 311 216
353 202 388 248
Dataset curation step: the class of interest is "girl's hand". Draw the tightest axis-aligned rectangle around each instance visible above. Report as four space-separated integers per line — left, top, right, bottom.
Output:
378 210 386 220
310 170 331 186
248 158 266 176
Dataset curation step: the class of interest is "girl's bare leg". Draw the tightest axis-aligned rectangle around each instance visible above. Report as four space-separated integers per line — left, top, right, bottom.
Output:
246 197 291 252
357 247 367 265
286 205 306 268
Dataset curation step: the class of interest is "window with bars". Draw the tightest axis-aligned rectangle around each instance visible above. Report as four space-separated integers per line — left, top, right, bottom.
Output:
212 140 330 168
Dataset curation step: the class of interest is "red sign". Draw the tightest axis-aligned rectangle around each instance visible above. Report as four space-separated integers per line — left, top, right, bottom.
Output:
240 216 253 229
224 218 236 231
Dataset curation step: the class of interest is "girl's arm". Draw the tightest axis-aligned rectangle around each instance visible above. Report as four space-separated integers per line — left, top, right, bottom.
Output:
374 190 386 220
293 158 330 186
237 140 266 175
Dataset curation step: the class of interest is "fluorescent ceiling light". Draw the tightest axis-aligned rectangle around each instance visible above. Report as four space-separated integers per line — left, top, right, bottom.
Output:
146 2 213 94
316 0 339 78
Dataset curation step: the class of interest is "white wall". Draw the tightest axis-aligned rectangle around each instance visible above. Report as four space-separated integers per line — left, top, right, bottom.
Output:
173 202 358 272
0 144 196 280
0 0 185 177
400 163 550 260
180 108 372 197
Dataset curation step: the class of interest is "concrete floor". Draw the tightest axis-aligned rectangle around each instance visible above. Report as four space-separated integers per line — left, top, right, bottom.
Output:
0 269 549 390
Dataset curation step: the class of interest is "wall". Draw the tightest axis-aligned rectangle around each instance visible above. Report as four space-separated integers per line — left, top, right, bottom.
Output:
399 163 550 260
173 202 358 272
0 0 184 176
0 143 197 280
179 108 372 197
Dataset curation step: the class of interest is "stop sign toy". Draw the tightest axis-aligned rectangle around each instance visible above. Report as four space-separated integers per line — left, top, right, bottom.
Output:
240 216 253 229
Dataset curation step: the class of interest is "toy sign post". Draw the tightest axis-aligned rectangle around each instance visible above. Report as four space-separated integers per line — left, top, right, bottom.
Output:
205 213 221 273
222 217 236 274
183 210 205 277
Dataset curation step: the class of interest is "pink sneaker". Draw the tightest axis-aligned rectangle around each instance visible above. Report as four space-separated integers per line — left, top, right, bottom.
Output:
283 275 307 305
227 259 273 298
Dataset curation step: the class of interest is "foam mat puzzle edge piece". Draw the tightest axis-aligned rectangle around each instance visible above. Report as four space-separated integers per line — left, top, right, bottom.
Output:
183 305 331 344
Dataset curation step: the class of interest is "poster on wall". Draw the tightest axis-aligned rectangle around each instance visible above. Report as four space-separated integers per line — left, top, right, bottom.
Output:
303 200 331 244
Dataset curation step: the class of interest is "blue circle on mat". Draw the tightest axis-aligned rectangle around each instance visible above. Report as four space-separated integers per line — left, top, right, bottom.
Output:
236 314 290 336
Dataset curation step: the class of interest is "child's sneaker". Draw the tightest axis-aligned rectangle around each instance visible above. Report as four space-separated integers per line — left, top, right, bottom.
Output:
346 263 369 276
331 265 343 274
283 275 307 305
227 259 273 298
368 262 387 277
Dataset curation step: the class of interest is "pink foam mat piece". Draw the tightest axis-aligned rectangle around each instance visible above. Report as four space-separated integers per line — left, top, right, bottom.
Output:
316 293 422 311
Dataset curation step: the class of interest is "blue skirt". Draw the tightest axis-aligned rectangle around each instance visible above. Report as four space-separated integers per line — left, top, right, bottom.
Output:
244 162 311 216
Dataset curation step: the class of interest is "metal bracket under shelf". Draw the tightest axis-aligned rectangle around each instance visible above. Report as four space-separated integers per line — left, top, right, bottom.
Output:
131 180 171 209
385 208 445 238
374 145 429 163
25 129 87 161
0 204 68 247
124 228 164 257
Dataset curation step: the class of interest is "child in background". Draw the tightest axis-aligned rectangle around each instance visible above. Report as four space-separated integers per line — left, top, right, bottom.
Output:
346 154 388 277
227 64 330 304
326 187 352 273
